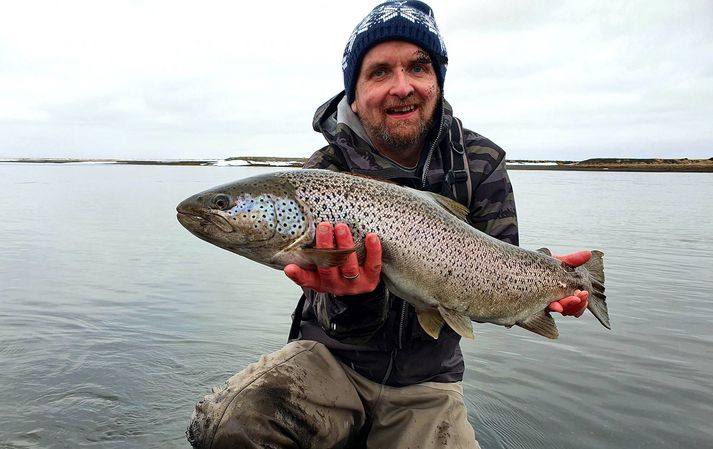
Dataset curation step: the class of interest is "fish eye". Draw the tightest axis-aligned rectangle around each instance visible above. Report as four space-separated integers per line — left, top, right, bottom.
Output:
212 194 232 210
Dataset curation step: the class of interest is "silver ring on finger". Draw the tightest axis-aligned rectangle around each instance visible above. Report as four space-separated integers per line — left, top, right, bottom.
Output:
342 272 360 280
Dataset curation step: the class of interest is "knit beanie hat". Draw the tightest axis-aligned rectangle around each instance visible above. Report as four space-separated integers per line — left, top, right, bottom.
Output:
342 1 448 104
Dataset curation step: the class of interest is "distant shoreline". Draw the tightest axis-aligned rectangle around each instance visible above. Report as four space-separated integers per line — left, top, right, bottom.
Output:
2 156 712 172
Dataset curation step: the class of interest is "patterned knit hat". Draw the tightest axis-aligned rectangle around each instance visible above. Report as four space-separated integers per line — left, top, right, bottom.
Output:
342 1 448 104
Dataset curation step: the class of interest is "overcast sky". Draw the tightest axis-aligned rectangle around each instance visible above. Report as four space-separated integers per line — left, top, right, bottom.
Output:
1 0 711 161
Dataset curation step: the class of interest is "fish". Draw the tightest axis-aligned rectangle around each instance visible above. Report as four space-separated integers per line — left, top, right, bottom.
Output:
176 169 609 340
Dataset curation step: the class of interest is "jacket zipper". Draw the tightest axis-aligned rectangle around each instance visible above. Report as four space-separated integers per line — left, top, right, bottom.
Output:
420 101 447 189
397 299 407 349
381 103 445 385
381 292 409 384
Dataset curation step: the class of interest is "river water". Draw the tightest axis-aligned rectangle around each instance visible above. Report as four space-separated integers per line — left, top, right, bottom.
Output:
1 164 711 449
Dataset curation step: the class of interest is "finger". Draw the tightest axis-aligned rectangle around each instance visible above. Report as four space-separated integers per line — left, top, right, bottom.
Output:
548 301 564 313
554 250 592 267
575 298 588 317
284 264 324 291
560 296 583 316
574 290 589 317
315 223 341 285
315 222 335 249
548 296 581 315
363 233 383 282
334 223 360 278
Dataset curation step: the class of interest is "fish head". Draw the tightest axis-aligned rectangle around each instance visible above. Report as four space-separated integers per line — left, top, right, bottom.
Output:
176 175 312 266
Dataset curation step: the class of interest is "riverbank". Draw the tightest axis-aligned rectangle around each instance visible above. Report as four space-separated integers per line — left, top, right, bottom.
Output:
510 158 713 172
2 156 712 172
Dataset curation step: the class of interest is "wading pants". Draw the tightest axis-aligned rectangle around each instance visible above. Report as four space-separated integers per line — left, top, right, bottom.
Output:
187 340 481 449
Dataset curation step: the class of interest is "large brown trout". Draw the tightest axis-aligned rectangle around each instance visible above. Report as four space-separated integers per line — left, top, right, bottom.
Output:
176 169 609 340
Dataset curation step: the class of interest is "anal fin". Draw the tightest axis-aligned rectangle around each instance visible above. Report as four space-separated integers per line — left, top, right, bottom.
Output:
416 308 446 339
516 310 559 339
438 306 475 340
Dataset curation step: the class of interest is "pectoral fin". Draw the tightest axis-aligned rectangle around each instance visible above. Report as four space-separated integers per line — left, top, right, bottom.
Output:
300 247 355 268
438 306 475 340
416 309 445 339
516 310 559 339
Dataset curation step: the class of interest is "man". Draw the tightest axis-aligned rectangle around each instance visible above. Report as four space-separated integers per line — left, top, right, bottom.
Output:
187 2 590 448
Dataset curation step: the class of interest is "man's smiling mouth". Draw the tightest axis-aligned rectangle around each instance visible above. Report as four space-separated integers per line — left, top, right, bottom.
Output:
386 105 417 114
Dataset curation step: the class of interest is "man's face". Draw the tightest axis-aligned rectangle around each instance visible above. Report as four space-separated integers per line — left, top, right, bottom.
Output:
351 41 440 156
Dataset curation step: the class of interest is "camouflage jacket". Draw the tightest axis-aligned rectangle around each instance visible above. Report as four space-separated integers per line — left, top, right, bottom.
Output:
296 91 518 387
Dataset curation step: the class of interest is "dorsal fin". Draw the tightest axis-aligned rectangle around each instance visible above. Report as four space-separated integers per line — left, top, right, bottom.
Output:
423 192 470 222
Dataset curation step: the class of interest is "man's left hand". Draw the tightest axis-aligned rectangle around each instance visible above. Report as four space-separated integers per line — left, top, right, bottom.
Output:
547 251 592 317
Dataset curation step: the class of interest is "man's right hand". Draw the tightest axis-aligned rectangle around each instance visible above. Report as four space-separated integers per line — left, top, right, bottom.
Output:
284 222 382 295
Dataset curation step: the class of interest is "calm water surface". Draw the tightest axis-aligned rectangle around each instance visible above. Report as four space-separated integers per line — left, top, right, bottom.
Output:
1 164 711 449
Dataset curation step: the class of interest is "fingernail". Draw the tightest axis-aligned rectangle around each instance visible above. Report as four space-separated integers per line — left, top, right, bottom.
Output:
318 223 330 233
335 226 346 236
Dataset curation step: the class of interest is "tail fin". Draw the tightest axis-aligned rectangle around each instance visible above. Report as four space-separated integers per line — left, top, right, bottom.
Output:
583 250 610 329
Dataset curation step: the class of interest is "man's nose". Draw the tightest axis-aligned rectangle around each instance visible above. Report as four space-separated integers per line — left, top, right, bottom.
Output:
389 70 414 98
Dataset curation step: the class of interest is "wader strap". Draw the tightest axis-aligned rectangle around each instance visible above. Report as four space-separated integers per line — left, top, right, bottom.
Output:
446 117 472 207
288 294 306 342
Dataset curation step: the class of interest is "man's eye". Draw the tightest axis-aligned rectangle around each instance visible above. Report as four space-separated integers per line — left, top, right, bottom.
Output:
372 69 386 78
412 64 429 74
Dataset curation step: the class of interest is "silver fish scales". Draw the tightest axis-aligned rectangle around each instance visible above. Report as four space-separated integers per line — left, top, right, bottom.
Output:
177 169 610 339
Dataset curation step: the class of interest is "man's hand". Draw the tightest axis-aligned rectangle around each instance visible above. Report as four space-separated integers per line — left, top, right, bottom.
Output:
284 222 382 295
547 250 592 317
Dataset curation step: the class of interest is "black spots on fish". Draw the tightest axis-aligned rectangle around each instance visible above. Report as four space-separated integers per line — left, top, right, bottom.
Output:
225 193 279 242
273 195 306 241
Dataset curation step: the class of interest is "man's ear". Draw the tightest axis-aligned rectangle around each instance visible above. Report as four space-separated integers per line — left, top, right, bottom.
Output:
351 101 358 114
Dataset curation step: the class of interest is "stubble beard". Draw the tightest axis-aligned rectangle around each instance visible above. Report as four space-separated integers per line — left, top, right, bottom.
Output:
360 100 437 158
354 85 442 161
368 115 433 154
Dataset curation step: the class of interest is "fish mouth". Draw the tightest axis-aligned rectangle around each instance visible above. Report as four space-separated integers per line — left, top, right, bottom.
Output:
177 211 234 234
176 211 206 228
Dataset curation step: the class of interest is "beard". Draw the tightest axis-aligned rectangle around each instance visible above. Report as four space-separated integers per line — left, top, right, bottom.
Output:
364 114 434 154
352 85 442 162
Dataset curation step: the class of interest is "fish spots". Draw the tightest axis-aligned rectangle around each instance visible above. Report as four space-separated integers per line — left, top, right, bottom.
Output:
230 193 278 242
275 197 306 240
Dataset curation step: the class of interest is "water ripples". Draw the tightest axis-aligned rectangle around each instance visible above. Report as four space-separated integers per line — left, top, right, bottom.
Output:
2 166 712 448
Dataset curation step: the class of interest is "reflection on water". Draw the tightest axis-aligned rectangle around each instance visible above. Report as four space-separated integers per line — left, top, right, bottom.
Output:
1 164 711 448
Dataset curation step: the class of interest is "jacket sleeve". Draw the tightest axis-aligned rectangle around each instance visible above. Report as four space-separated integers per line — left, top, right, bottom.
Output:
303 145 347 171
465 134 520 246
